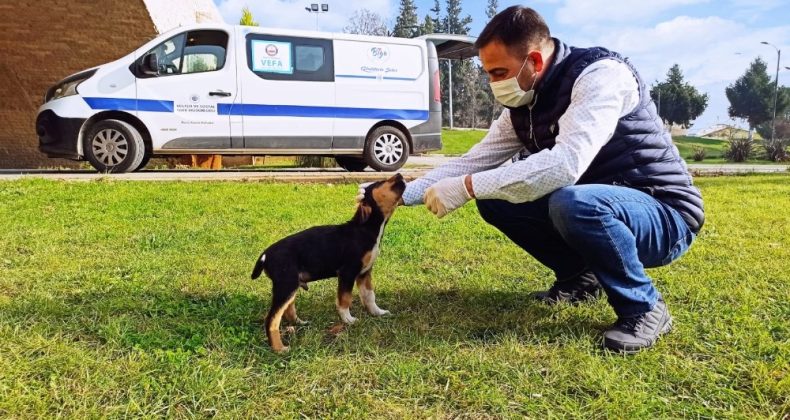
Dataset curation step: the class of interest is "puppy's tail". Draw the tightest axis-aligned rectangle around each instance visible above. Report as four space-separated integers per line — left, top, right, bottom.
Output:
251 253 266 279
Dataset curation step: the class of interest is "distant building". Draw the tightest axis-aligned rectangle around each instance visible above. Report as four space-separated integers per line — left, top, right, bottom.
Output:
0 0 222 169
694 124 759 140
668 123 688 137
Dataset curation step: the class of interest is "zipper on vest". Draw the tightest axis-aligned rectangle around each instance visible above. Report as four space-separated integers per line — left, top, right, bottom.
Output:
528 94 540 150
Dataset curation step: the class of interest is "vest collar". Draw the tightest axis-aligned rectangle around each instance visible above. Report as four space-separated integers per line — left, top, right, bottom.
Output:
534 38 572 95
504 38 572 111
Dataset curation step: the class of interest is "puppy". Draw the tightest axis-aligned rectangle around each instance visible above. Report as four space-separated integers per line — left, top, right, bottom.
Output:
251 173 406 353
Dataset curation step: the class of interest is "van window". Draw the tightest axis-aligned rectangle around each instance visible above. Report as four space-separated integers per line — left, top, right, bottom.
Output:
295 45 324 72
182 31 228 74
137 30 228 78
246 34 333 82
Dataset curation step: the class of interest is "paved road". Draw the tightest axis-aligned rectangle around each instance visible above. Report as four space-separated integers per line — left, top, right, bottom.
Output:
0 155 786 182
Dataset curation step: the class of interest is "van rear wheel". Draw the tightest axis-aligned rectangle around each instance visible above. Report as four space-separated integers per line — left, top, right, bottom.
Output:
84 119 146 173
364 126 409 172
335 156 367 171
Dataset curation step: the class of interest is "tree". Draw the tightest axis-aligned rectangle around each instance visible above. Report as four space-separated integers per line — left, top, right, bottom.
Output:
443 0 472 35
239 6 258 26
438 0 474 127
343 9 388 36
726 58 777 134
430 0 444 33
649 64 708 128
419 14 435 35
392 0 419 38
756 93 790 161
756 109 790 140
486 0 499 21
481 0 501 123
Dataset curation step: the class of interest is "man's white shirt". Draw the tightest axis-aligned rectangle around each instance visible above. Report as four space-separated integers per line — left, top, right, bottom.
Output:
402 58 642 205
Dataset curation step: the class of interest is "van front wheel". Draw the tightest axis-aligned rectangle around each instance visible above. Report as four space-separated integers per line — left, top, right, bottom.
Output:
364 126 409 172
84 120 146 173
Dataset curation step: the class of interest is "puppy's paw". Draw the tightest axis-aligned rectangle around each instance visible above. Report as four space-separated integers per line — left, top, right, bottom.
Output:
340 314 358 324
370 308 391 317
273 345 290 354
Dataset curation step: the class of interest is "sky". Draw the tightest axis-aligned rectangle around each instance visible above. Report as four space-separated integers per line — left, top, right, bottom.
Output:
213 0 790 133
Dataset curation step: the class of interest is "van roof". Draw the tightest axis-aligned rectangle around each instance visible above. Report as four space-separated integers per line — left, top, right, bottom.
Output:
152 23 478 59
157 23 434 46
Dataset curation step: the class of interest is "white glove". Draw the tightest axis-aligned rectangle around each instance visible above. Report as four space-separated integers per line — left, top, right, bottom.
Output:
423 175 473 218
355 182 372 202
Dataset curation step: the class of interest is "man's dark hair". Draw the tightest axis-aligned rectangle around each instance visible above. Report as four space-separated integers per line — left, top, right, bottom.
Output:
474 6 551 56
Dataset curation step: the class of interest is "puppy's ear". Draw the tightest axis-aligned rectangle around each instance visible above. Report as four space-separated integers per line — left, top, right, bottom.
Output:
354 202 372 224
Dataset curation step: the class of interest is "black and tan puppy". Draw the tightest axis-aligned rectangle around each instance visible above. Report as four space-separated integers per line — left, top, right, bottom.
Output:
251 173 406 353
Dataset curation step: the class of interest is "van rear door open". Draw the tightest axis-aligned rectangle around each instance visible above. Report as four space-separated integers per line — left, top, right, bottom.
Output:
418 34 478 60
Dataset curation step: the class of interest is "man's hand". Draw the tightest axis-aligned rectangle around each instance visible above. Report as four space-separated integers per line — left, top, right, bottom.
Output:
355 182 372 203
424 175 473 218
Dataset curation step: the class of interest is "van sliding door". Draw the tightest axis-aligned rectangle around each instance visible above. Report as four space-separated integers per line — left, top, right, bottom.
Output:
237 32 335 152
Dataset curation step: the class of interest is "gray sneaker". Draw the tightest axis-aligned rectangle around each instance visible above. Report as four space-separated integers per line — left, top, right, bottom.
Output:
533 271 603 305
603 299 673 354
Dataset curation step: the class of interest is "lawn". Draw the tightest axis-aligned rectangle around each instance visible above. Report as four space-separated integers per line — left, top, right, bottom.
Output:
0 175 788 417
431 129 490 155
434 130 780 165
673 136 727 160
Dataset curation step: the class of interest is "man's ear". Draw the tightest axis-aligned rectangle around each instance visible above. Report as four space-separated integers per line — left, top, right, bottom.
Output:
354 202 372 224
528 50 544 73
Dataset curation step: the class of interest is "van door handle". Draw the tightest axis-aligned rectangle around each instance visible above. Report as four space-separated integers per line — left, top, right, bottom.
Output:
209 90 232 97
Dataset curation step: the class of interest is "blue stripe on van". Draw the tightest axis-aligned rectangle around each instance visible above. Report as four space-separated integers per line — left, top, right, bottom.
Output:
217 104 428 120
336 74 419 81
83 97 174 113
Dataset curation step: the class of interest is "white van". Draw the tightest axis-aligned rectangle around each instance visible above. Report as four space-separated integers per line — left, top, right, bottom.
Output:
36 24 476 172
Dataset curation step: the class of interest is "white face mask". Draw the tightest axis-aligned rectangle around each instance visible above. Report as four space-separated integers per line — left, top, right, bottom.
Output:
489 57 537 108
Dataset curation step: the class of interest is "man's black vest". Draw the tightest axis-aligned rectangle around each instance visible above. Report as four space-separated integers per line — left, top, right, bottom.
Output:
509 39 704 233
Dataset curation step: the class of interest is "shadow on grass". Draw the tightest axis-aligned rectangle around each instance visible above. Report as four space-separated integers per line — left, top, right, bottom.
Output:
2 282 611 359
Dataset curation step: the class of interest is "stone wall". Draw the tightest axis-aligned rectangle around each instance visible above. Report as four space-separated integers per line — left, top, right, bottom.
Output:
0 1 157 168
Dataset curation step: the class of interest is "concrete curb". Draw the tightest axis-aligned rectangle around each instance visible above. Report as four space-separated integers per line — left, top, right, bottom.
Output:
0 161 786 183
0 170 430 183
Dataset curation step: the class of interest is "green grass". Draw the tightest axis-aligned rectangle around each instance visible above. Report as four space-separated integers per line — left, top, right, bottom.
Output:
433 131 783 165
1 176 789 417
432 129 489 155
673 136 727 160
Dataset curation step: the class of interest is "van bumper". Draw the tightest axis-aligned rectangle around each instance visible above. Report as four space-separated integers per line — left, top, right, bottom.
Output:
412 133 442 153
36 110 85 160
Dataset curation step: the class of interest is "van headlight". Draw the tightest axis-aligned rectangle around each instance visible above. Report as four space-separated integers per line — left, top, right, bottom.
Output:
44 69 97 103
50 79 82 101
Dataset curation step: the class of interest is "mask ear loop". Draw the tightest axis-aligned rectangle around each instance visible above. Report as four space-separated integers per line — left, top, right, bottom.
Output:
527 69 540 150
515 55 530 80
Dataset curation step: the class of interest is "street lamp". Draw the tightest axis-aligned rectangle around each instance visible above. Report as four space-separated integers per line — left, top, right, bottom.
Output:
304 3 329 31
760 41 781 142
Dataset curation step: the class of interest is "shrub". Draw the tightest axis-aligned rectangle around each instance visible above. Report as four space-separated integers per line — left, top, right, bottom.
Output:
724 138 755 162
691 146 706 161
762 139 789 162
294 156 336 168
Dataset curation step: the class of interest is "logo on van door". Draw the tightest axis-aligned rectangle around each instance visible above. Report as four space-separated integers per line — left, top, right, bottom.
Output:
265 44 278 56
367 46 390 63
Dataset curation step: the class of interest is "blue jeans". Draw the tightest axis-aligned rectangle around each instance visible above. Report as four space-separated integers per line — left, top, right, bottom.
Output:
476 184 695 318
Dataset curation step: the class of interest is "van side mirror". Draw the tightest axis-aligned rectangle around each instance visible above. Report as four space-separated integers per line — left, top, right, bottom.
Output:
141 53 159 76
